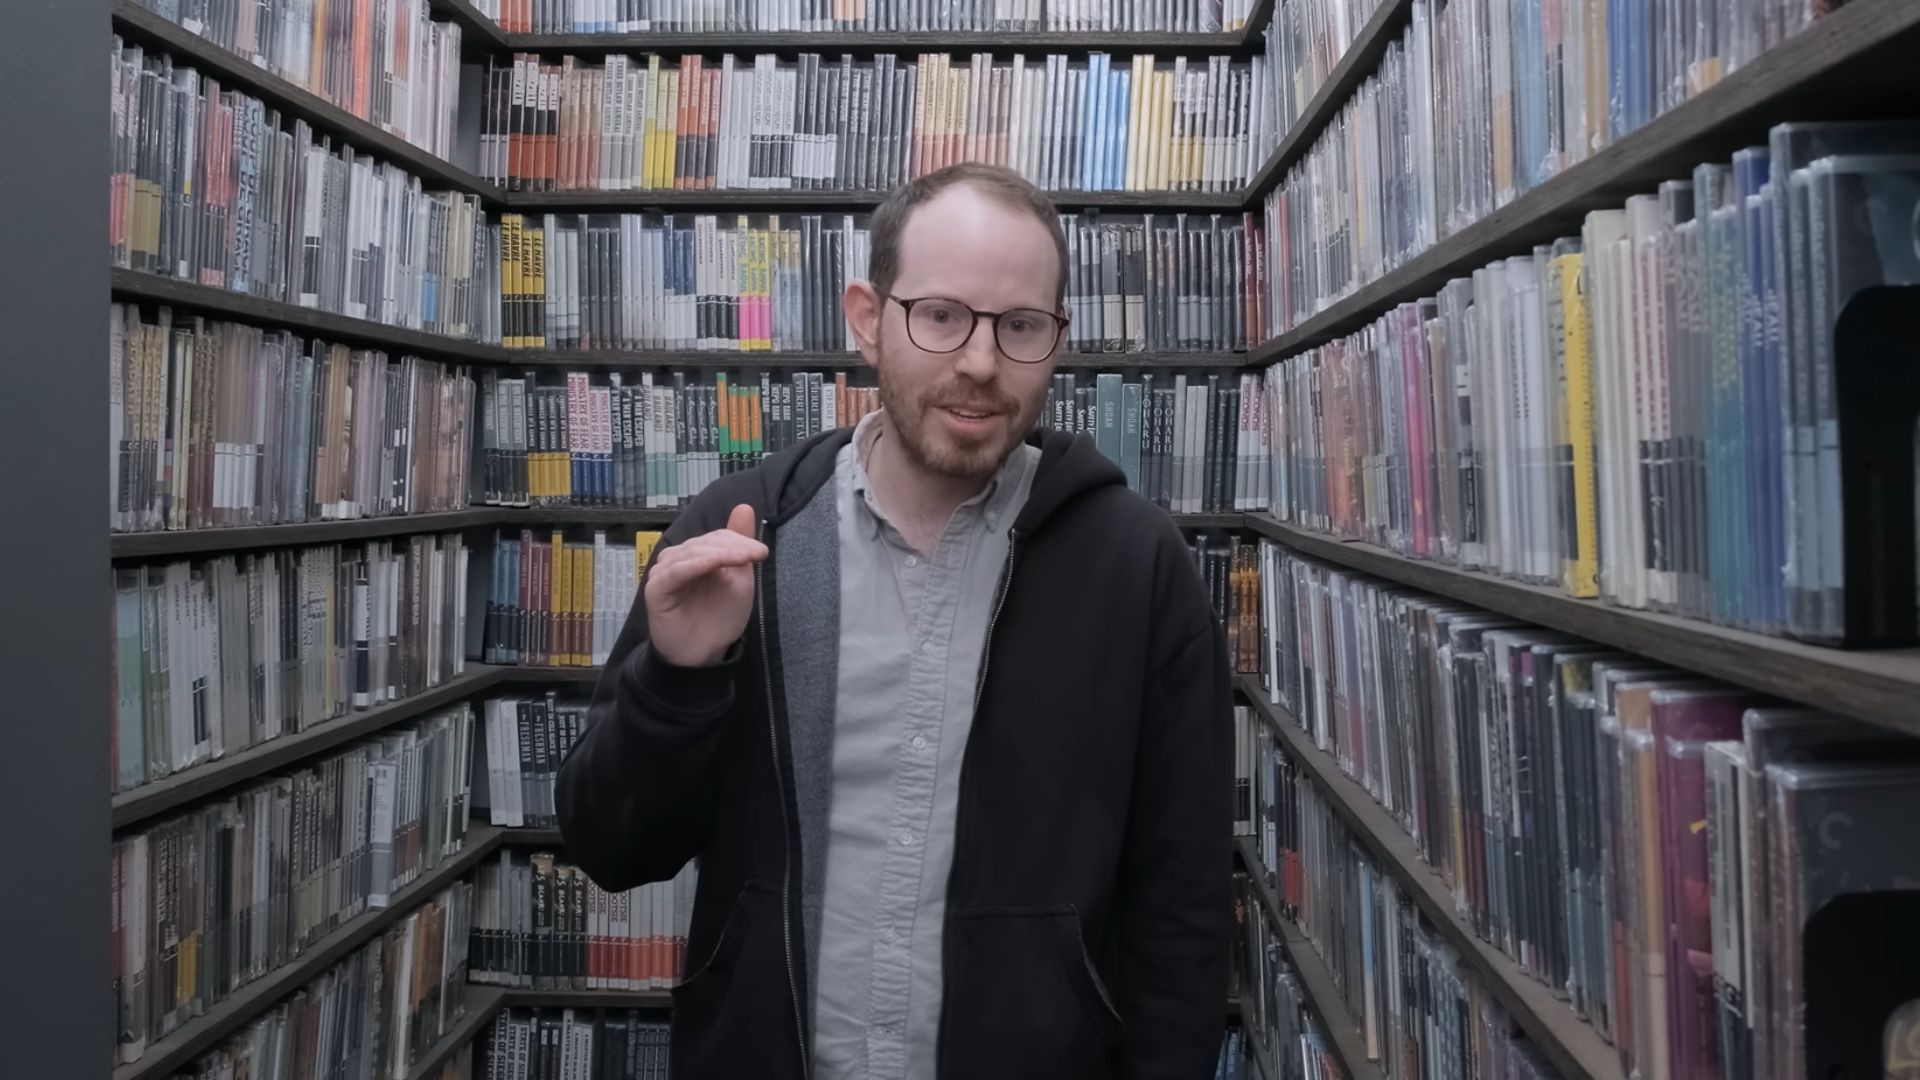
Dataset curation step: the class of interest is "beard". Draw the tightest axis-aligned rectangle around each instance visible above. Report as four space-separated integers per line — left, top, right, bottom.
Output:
876 344 1041 483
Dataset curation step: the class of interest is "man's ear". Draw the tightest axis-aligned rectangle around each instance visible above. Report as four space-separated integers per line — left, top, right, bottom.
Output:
844 280 883 369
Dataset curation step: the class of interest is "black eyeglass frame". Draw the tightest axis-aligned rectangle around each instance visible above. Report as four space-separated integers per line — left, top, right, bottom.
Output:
880 292 1070 364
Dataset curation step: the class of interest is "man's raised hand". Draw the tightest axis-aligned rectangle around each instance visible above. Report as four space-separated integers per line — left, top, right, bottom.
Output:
643 503 768 668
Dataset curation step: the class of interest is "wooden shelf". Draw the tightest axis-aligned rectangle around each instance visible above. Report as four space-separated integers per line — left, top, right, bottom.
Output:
1234 837 1387 1080
500 29 1253 55
404 985 508 1080
507 187 1248 211
114 827 507 1080
1243 513 1920 734
112 269 513 365
1248 0 1920 361
492 666 604 685
495 348 1255 369
504 989 675 1010
112 666 515 830
111 509 500 559
110 1 501 203
479 0 1272 55
429 0 513 50
499 827 566 846
1237 680 1624 1080
1243 0 1416 202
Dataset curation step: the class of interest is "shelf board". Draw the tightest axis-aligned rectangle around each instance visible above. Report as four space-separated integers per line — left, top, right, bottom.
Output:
404 985 508 1080
1237 679 1624 1080
1248 0 1920 361
114 827 507 1080
112 269 513 365
499 29 1254 56
496 348 1256 369
1242 513 1920 734
492 666 603 685
429 0 512 51
505 187 1246 211
1234 837 1387 1080
111 509 500 559
112 666 516 830
110 1 501 203
1246 1023 1280 1080
499 827 567 846
1243 0 1416 203
504 989 676 1010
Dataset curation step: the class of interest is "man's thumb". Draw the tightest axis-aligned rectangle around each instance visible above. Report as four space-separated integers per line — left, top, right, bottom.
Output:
726 503 757 538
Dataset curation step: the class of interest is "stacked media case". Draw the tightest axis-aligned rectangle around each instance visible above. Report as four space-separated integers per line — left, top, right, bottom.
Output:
1256 120 1920 643
88 0 1920 1077
490 211 1268 356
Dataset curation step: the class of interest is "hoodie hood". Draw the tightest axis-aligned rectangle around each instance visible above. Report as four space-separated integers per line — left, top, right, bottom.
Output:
754 423 1125 534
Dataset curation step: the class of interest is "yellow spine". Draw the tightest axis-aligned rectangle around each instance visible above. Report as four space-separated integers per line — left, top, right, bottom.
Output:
550 532 569 665
528 221 547 350
1558 250 1601 598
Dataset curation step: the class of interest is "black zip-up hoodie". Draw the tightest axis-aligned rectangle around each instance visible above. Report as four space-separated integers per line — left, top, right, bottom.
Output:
557 425 1233 1080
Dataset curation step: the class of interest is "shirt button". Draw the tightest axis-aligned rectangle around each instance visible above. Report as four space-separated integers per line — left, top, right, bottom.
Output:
911 735 927 751
904 555 918 568
920 640 933 654
898 829 914 846
882 927 897 943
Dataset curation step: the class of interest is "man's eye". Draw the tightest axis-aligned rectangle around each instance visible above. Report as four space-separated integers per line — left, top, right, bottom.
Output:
927 308 954 323
1006 317 1034 334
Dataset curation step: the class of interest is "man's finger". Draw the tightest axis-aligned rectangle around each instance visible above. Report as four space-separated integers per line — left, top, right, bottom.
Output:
726 503 757 539
664 530 767 563
647 548 762 595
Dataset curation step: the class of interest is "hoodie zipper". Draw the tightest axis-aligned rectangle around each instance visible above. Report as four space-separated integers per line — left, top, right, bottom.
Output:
938 528 1019 1078
755 518 809 1078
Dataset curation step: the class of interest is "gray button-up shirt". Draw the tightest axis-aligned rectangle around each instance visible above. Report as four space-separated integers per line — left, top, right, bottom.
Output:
810 411 1040 1080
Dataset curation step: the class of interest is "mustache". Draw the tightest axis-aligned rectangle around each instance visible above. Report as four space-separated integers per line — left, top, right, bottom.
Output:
922 386 1019 414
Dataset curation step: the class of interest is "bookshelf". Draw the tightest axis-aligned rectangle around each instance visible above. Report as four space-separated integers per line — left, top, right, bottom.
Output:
1243 513 1920 735
1234 836 1385 1080
506 188 1250 210
113 826 508 1080
1246 0 1920 361
110 0 507 203
406 986 511 1080
1237 679 1626 1080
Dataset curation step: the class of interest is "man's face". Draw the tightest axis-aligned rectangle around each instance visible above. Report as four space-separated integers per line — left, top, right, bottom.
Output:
847 186 1062 483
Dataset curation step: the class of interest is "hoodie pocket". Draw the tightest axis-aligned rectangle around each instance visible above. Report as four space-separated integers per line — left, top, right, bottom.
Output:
941 906 1123 1080
668 881 795 1079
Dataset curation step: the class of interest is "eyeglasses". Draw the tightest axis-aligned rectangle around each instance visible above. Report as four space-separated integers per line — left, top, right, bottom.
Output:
882 294 1068 364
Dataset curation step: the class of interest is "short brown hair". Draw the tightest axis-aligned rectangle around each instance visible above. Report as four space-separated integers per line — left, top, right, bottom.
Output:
867 163 1069 308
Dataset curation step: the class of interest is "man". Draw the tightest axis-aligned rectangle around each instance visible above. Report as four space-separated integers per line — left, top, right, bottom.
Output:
557 163 1231 1080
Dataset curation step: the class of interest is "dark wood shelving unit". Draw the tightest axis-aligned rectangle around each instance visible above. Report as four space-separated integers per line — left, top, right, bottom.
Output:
1247 0 1920 361
500 826 567 846
1242 0 1416 202
112 666 514 830
429 0 513 50
111 509 500 559
1243 513 1920 734
111 1 502 203
1237 679 1625 1080
505 989 676 1010
491 348 1256 369
113 827 507 1080
479 0 1273 56
111 506 1256 559
405 986 509 1080
1234 837 1386 1080
493 666 604 685
501 29 1251 56
112 269 514 364
509 187 1247 211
